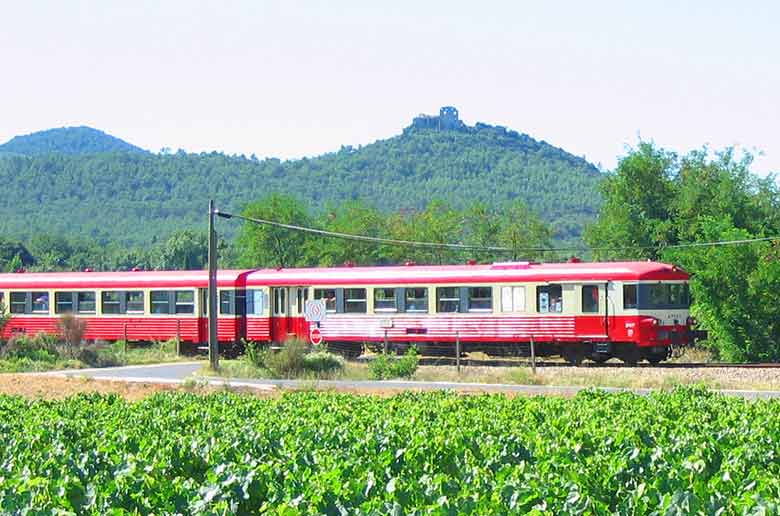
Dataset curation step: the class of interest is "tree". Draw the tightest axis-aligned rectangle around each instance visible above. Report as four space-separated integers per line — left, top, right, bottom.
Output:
497 201 553 262
151 230 209 270
236 194 313 268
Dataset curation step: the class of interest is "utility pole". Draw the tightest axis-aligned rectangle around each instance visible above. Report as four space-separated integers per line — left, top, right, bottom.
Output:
208 199 219 370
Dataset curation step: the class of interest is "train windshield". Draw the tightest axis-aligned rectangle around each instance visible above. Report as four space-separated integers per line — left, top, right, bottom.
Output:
638 283 690 309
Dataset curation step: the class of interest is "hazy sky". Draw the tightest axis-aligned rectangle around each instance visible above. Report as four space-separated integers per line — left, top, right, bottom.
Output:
2 1 778 173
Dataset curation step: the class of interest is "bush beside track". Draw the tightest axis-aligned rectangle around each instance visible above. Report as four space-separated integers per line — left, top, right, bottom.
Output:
1 388 779 514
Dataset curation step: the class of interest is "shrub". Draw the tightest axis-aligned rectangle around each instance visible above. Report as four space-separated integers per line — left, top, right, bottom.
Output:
369 347 419 380
77 346 125 368
244 340 268 369
265 339 308 377
0 333 60 363
303 352 345 376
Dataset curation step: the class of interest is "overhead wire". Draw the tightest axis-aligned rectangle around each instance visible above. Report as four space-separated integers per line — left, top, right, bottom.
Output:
215 209 780 255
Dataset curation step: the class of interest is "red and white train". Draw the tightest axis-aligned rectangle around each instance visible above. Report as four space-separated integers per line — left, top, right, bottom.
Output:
0 260 702 364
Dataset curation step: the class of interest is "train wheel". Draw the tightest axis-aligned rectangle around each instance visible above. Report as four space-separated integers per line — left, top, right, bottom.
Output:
562 346 585 366
590 353 610 364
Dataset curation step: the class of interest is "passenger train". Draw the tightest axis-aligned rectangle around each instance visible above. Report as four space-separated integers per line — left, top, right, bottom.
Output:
0 260 702 364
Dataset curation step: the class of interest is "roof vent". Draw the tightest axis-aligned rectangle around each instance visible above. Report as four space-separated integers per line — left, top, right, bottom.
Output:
466 259 477 265
131 266 141 272
568 256 582 263
83 268 93 272
15 267 26 273
404 261 416 266
490 262 532 270
343 261 355 267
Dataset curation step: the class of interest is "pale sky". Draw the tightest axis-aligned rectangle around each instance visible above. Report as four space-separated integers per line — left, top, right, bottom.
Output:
1 1 778 173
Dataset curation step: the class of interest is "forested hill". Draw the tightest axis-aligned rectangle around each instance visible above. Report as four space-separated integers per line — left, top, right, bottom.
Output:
0 116 602 245
0 126 146 155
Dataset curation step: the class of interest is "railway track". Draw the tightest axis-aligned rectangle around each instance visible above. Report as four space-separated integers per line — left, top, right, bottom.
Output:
413 357 780 369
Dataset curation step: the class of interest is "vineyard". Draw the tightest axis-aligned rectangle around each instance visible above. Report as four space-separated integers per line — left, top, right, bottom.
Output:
1 388 779 514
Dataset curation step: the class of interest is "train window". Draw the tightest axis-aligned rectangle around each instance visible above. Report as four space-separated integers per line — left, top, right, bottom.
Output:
640 283 690 309
314 289 337 313
77 292 96 313
501 286 526 312
0 292 4 311
175 291 195 314
623 285 638 309
436 287 460 313
467 287 492 312
151 291 171 314
537 285 563 313
582 285 599 313
220 291 234 315
55 292 74 314
102 291 122 314
126 291 145 313
374 288 397 312
246 290 265 315
405 288 428 313
10 292 26 314
344 288 367 313
32 292 49 313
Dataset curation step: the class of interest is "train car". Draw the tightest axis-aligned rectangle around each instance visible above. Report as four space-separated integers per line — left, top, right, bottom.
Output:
241 260 699 364
0 269 271 346
0 260 702 364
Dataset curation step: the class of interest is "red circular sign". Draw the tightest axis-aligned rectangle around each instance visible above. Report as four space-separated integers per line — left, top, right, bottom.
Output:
309 327 323 346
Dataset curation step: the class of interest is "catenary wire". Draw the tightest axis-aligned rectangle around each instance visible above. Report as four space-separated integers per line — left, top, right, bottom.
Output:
216 210 780 254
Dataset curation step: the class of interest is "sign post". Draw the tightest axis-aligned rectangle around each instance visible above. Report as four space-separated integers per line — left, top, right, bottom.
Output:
207 200 219 370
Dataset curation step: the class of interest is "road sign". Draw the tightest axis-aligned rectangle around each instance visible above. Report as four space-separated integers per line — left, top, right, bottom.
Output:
309 326 323 346
304 299 327 322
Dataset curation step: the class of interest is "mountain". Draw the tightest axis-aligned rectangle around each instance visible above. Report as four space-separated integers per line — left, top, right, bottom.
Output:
0 126 146 155
0 108 602 245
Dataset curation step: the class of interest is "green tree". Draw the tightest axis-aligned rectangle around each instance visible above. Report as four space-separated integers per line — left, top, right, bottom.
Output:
151 230 209 270
236 194 313 268
497 201 554 262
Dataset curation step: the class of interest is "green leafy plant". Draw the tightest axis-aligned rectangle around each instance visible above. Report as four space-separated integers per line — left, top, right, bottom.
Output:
369 346 418 380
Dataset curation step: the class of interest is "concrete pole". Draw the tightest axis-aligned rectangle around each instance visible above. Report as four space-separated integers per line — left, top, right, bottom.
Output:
208 200 219 370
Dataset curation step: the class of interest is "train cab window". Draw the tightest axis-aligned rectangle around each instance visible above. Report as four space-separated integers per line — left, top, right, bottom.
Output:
151 291 171 314
582 285 599 313
126 291 145 313
501 286 526 312
175 291 195 314
405 288 428 313
220 291 234 315
102 292 122 314
10 292 26 314
78 292 96 313
374 288 397 312
467 287 493 312
623 284 638 309
436 287 460 313
344 288 367 313
537 285 563 313
55 292 74 314
32 292 49 313
314 289 338 313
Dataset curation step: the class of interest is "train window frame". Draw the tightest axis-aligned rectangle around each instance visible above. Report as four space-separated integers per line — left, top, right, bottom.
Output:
536 284 563 314
374 288 397 312
467 286 493 312
436 287 460 313
581 285 599 313
126 291 145 313
55 292 75 314
405 287 428 313
10 292 26 314
0 292 4 312
344 288 367 314
151 291 171 314
623 284 638 310
174 290 195 314
31 292 49 314
314 288 338 313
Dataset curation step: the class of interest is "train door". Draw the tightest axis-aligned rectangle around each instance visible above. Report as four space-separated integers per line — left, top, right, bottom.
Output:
271 288 288 342
290 287 309 339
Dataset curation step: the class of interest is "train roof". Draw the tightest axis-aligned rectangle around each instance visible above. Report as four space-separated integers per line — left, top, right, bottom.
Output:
0 261 687 289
